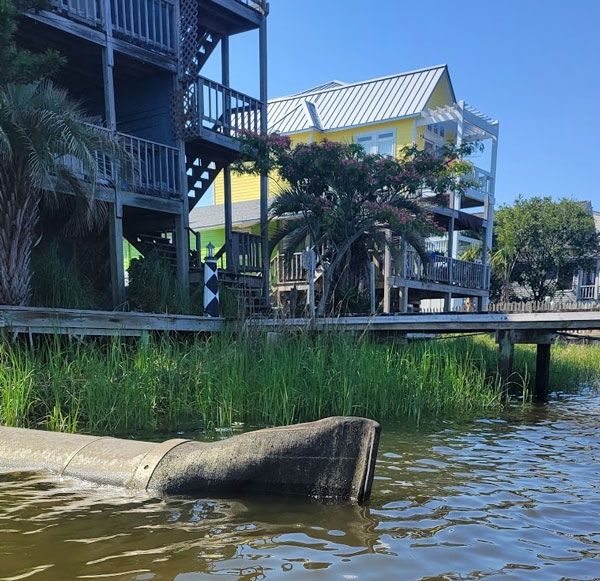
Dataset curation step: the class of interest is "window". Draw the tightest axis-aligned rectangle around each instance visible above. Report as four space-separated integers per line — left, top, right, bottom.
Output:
355 130 396 157
423 123 447 154
426 124 445 138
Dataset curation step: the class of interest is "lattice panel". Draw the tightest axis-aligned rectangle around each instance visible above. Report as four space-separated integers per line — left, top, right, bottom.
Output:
173 0 199 140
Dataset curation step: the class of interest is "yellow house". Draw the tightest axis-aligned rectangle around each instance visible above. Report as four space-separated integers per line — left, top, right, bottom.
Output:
190 64 499 313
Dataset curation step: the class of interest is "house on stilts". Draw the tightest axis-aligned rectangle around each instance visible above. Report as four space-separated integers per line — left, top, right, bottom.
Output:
16 0 269 310
191 64 499 313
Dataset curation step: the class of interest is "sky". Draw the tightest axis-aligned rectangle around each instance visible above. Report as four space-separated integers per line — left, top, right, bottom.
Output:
223 0 600 210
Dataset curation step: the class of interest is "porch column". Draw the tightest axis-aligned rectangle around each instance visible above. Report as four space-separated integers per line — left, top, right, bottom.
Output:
223 166 234 273
259 13 270 304
108 198 125 308
221 35 234 273
101 0 125 308
444 216 455 312
172 0 189 300
482 124 499 310
383 229 392 313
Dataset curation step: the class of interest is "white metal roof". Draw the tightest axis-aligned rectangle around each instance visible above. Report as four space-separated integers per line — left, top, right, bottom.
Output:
268 65 454 134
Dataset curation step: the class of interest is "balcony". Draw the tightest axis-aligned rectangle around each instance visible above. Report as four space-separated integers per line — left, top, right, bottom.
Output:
197 0 266 35
578 285 597 301
60 127 180 200
234 0 266 10
48 0 176 53
392 249 489 292
186 77 261 152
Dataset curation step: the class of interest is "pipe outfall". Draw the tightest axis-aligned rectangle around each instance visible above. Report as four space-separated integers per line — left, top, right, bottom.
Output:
0 417 380 503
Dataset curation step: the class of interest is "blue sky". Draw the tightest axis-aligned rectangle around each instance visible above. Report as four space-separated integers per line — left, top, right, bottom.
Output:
225 0 600 210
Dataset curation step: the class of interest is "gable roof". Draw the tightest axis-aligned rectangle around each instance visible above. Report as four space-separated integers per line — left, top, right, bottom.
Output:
268 65 455 135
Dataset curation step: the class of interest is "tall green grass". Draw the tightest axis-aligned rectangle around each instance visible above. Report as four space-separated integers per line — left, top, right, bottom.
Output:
0 332 598 436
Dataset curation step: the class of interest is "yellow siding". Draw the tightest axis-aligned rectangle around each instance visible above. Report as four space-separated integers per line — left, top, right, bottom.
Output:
425 73 453 109
217 132 313 205
219 116 433 229
335 119 414 156
214 171 260 205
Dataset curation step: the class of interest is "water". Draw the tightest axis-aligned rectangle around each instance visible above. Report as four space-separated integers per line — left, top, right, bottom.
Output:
2 392 600 580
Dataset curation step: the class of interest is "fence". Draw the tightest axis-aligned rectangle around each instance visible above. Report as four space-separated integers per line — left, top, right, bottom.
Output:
488 301 600 313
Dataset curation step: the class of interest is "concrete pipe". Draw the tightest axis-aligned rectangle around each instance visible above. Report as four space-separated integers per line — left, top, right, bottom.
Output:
0 417 380 503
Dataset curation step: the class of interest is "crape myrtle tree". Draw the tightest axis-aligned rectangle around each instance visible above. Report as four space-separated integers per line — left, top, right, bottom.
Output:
232 133 478 316
494 196 599 302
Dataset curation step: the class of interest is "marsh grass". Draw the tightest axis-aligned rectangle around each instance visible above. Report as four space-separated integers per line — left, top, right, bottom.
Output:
0 332 598 435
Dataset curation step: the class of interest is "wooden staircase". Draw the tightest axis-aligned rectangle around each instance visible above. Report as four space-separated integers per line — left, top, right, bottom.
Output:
186 150 225 211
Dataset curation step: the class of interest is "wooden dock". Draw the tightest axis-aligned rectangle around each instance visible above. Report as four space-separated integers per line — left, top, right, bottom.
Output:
5 307 600 337
4 307 600 401
0 306 222 339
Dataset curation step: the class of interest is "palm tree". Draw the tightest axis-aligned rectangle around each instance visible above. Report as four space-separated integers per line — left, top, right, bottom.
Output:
0 81 123 305
269 182 431 316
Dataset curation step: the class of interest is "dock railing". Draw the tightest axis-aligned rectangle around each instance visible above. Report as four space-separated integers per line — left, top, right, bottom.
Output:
488 300 600 313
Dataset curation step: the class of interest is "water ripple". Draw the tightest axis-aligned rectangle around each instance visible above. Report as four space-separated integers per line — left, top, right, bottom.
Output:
1 393 600 579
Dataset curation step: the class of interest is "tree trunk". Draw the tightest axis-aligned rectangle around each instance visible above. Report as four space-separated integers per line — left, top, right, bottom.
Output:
0 177 39 305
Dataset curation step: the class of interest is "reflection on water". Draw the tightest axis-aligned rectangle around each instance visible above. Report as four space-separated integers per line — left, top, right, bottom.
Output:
1 391 600 580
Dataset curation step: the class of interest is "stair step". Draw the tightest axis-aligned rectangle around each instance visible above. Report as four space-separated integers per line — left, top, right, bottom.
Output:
186 154 225 210
196 29 221 69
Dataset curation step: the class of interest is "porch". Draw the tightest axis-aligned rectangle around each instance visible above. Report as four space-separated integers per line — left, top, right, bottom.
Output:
59 126 181 204
45 0 267 53
390 249 489 292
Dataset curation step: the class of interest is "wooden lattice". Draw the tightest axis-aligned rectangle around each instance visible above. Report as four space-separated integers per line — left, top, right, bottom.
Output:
172 0 199 140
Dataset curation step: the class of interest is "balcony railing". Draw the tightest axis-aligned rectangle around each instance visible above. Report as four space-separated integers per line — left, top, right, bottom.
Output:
234 0 266 9
118 132 180 197
396 249 488 290
60 127 180 198
49 0 176 53
271 253 305 286
52 0 103 26
197 77 261 139
465 167 493 196
578 284 597 300
215 232 263 274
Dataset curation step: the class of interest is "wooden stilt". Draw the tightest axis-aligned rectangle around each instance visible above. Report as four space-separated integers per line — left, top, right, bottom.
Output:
496 330 514 395
534 343 551 402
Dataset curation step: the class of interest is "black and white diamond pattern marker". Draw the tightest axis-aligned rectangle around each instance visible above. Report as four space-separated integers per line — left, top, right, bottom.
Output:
203 257 219 317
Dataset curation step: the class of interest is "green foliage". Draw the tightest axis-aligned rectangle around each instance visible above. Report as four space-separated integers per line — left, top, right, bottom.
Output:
0 81 127 305
0 0 65 85
0 333 507 434
0 344 35 427
233 134 478 315
127 251 188 314
30 242 99 309
494 197 599 301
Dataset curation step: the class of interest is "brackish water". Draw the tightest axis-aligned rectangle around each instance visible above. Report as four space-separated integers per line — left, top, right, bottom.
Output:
1 391 599 580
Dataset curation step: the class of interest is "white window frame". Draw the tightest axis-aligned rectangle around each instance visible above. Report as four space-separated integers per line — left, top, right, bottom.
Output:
355 129 396 157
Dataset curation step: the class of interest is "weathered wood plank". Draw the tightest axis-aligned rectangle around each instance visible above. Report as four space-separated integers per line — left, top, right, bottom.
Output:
0 307 222 337
4 308 600 339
